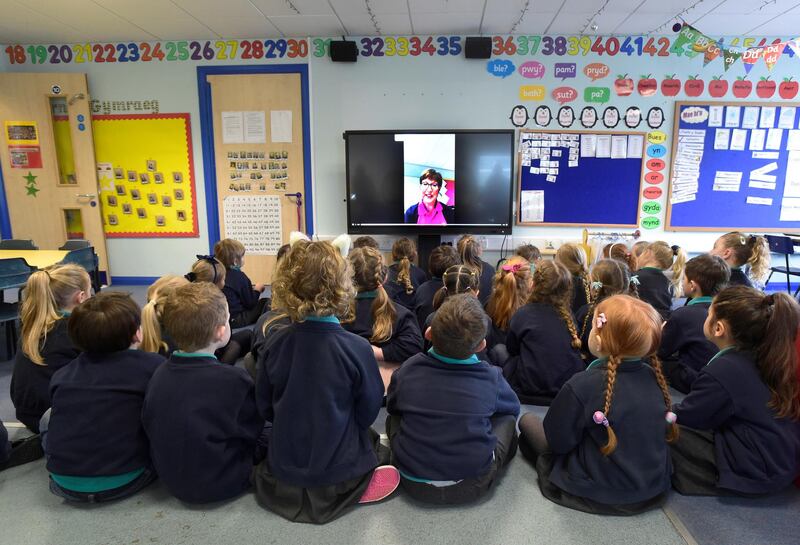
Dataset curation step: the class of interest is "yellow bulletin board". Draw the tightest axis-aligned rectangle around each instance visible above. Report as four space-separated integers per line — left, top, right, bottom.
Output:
90 114 198 237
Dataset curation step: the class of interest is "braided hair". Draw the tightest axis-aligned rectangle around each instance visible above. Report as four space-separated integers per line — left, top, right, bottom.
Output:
529 260 581 350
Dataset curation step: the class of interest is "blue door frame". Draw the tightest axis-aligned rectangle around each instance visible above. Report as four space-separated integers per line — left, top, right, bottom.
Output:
0 161 14 238
196 64 314 251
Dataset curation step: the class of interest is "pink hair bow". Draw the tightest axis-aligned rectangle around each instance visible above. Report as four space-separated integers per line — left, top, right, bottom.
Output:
595 312 607 330
502 262 522 273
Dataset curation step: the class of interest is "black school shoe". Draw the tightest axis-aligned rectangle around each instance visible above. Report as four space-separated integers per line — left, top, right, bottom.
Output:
0 434 44 471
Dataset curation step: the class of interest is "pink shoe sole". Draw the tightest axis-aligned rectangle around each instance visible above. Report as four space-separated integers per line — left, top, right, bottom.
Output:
358 465 400 504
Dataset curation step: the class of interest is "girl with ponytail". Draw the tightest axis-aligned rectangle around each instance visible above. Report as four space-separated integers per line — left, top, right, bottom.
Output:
485 256 532 356
710 231 771 288
672 286 800 496
11 264 91 432
386 237 427 310
575 259 632 361
421 264 480 353
635 241 687 320
500 260 584 405
555 243 591 316
344 247 423 363
457 235 495 305
141 275 189 355
518 294 675 515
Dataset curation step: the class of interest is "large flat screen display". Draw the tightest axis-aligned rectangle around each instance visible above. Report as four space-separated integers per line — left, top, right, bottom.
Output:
345 130 514 235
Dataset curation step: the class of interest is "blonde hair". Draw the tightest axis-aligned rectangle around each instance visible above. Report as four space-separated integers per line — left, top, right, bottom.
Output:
591 295 677 455
189 257 226 289
213 238 245 268
392 237 417 295
272 239 355 322
348 247 396 344
486 256 532 331
642 241 687 296
162 282 228 353
529 260 581 350
556 242 591 306
141 275 189 353
579 259 631 345
457 235 483 274
716 232 771 283
432 264 480 310
20 264 90 365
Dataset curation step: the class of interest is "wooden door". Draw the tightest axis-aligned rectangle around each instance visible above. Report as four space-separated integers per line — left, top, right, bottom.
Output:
207 73 305 283
0 73 109 273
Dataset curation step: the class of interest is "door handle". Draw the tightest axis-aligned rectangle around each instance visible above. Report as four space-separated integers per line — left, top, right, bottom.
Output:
76 193 97 198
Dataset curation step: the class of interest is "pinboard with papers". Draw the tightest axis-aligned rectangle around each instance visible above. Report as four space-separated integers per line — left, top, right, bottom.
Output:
667 101 800 231
517 130 646 227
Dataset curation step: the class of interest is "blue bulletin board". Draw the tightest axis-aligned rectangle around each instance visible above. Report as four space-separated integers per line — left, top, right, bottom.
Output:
517 130 645 227
667 101 800 231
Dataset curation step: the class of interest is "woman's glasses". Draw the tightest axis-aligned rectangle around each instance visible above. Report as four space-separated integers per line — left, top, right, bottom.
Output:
420 182 439 189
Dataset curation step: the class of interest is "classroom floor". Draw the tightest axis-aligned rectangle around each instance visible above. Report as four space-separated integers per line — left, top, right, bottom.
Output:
0 286 797 545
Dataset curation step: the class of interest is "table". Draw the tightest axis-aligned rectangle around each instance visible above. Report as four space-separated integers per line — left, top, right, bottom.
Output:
0 250 69 269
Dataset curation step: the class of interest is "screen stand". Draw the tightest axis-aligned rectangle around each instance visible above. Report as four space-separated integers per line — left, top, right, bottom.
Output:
417 234 444 275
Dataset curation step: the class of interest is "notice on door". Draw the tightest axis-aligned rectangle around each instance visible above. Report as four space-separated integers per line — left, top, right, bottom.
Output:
5 121 42 168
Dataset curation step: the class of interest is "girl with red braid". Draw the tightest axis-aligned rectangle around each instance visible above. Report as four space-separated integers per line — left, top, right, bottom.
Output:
518 295 676 514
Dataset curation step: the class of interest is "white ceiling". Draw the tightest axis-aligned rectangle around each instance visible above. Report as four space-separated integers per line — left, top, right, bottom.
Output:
0 0 797 44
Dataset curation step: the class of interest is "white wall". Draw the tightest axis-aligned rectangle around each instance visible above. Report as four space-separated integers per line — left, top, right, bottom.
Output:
2 34 797 278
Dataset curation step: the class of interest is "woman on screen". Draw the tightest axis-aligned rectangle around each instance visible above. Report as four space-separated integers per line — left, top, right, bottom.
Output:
404 169 455 225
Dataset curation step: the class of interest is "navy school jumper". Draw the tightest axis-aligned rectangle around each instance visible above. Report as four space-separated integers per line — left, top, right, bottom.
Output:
414 278 444 332
46 350 165 477
635 268 673 320
387 349 520 481
569 275 589 317
477 260 495 306
674 348 800 495
11 318 81 432
727 268 753 288
543 358 672 505
223 267 262 317
256 317 385 488
386 263 428 310
503 303 585 404
343 292 423 363
142 353 264 503
657 297 717 391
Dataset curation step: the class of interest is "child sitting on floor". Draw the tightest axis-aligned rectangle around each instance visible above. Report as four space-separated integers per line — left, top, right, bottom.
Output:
658 254 730 393
518 295 675 515
214 238 268 328
635 241 687 320
387 294 519 504
140 274 189 356
671 287 800 497
11 264 90 432
253 239 398 524
142 282 264 503
46 292 164 503
385 237 427 310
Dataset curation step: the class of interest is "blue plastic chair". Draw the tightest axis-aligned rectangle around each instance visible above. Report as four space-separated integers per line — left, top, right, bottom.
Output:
59 247 101 293
0 257 35 358
765 235 800 295
0 239 38 250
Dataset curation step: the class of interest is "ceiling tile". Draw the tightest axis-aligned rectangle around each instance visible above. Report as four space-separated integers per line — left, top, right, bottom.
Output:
269 14 346 36
411 12 484 36
250 0 334 17
172 0 264 18
201 17 283 39
409 0 486 13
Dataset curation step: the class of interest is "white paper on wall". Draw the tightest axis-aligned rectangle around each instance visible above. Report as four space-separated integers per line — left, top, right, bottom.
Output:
222 111 244 144
223 195 283 255
270 110 293 143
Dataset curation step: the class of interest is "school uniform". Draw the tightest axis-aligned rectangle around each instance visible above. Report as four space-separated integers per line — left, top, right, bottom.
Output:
386 263 428 310
520 358 672 514
142 352 264 504
672 348 800 496
343 292 422 363
386 349 519 504
11 318 81 432
423 309 490 362
484 320 508 363
657 296 717 393
223 267 267 328
414 278 443 331
46 350 164 502
728 267 753 288
253 316 387 523
250 311 292 364
569 275 589 316
635 267 673 320
477 260 495 306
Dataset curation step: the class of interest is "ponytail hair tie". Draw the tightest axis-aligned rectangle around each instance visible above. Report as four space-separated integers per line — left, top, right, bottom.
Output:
184 272 197 282
593 411 609 427
671 245 680 256
595 312 607 330
630 275 640 286
502 262 522 273
591 281 604 290
764 293 775 307
665 411 677 424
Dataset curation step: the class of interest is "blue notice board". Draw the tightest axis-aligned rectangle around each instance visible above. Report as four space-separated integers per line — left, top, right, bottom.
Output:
667 101 800 231
517 130 644 227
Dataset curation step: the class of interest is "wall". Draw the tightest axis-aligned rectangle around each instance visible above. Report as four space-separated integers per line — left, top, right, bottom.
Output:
2 34 797 277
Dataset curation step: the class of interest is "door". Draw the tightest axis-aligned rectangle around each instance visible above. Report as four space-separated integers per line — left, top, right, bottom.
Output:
206 73 306 283
0 73 110 274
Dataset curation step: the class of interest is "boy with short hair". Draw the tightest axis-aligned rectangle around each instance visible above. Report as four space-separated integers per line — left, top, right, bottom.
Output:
142 282 264 503
46 292 164 502
658 254 731 393
386 294 520 504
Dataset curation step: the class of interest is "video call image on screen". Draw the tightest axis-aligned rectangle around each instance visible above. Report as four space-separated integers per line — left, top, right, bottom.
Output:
346 131 513 233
